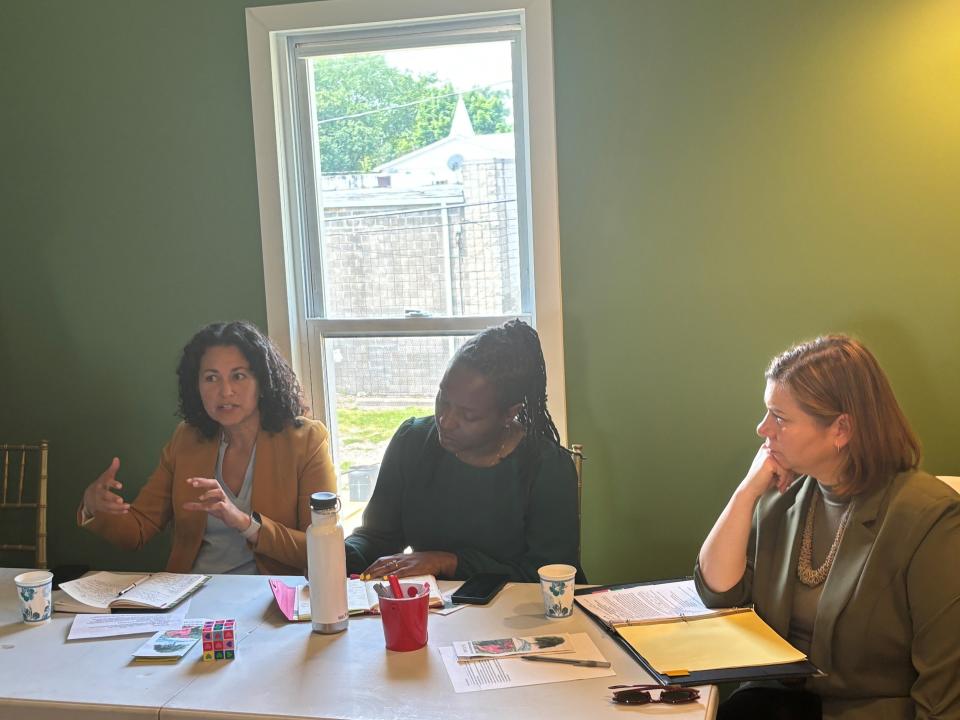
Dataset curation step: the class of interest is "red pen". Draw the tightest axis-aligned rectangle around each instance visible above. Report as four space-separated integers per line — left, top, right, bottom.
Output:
387 574 403 599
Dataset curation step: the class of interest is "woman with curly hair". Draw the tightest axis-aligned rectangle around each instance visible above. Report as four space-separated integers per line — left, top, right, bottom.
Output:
345 319 583 583
79 321 335 575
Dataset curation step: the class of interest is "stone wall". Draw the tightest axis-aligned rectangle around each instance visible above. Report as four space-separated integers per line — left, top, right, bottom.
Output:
322 159 520 402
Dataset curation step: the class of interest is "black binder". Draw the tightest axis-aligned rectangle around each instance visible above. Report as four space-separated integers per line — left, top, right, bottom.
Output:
574 578 821 687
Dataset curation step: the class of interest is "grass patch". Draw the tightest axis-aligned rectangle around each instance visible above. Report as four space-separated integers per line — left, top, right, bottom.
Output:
336 405 432 473
338 405 432 446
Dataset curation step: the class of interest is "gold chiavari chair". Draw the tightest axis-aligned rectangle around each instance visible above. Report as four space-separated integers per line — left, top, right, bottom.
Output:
570 443 585 567
0 441 48 568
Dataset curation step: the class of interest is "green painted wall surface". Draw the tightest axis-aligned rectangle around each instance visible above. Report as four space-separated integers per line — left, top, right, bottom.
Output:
555 0 960 582
1 1 958 582
0 0 290 570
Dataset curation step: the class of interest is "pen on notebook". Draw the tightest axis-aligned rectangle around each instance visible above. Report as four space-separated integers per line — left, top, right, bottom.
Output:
521 655 611 668
117 575 151 596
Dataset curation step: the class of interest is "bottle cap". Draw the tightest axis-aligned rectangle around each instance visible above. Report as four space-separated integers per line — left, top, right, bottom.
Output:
310 492 339 511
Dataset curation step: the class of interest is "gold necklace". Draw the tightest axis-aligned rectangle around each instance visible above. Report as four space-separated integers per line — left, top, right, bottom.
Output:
797 491 854 588
454 428 512 468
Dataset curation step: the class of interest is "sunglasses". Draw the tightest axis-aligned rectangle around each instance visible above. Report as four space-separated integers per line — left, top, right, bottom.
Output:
609 684 700 705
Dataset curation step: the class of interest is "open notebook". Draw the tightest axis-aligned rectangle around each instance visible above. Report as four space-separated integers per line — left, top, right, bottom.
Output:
55 572 209 613
270 575 443 621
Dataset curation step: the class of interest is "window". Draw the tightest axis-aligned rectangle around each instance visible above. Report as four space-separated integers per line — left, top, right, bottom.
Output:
247 0 565 531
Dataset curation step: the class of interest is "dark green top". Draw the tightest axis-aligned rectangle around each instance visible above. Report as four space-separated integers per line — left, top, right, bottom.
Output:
345 417 584 583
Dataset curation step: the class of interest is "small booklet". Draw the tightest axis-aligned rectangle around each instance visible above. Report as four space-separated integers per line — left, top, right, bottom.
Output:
573 578 745 627
454 633 573 660
269 575 443 621
55 572 210 613
132 619 206 663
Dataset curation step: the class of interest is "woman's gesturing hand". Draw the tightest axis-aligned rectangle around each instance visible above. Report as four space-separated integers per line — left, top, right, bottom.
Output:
182 477 250 531
82 457 131 517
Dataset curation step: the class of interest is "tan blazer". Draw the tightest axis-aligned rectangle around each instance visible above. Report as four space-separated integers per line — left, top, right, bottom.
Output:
696 470 960 720
82 419 336 576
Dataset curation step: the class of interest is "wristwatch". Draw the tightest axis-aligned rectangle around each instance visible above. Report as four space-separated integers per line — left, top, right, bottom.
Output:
241 511 262 540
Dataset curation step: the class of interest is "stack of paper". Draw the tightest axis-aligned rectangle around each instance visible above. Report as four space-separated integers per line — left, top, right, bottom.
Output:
575 578 814 683
67 602 191 640
439 632 614 693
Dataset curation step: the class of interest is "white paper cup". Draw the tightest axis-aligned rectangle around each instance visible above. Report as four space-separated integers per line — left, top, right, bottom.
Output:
538 564 576 619
14 571 53 624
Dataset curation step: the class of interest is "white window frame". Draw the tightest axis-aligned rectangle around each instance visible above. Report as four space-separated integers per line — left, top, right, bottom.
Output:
245 0 567 443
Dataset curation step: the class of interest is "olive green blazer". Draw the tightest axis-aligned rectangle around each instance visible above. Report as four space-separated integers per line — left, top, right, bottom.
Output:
81 419 336 575
696 470 960 720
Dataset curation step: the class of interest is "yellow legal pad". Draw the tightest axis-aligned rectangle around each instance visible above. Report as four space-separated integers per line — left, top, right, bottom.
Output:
616 610 806 673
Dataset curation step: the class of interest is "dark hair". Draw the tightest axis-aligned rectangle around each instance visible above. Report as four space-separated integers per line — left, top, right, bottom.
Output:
176 321 306 439
416 320 569 512
766 334 920 495
451 319 563 460
426 320 567 484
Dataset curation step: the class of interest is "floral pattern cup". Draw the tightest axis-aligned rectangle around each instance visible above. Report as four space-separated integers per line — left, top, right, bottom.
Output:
537 564 576 619
14 571 53 624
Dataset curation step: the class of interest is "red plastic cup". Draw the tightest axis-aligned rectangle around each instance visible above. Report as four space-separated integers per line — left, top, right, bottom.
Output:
378 582 429 652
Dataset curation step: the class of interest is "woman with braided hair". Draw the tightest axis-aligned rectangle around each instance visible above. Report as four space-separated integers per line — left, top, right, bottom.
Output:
345 320 584 582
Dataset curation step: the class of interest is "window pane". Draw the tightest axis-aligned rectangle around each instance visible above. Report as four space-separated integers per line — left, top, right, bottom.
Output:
311 41 522 320
328 335 470 533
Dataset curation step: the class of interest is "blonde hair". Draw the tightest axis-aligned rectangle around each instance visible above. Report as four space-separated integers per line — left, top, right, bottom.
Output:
766 335 920 495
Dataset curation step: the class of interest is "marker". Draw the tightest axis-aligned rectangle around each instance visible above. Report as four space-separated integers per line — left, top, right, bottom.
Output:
387 574 403 599
521 655 611 668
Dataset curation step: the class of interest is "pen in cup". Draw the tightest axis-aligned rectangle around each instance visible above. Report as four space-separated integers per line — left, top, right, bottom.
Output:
521 655 611 668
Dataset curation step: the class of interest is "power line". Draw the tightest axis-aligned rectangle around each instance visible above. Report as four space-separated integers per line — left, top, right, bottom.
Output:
315 80 512 126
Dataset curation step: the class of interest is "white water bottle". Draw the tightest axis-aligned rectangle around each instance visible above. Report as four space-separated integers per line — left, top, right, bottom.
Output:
306 491 348 633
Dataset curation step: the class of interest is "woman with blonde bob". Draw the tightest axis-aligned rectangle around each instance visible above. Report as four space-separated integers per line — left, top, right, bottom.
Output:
696 335 960 720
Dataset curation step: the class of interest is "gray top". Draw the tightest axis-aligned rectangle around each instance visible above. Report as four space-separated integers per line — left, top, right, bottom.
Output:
191 436 257 575
787 482 851 654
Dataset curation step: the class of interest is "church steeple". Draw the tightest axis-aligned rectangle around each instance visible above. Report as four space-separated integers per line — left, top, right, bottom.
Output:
448 95 475 137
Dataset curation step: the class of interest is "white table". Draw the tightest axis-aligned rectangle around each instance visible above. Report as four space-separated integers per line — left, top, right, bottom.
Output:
1 569 717 719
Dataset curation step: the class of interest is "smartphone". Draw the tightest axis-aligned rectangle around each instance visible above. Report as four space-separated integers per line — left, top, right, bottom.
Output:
451 573 510 605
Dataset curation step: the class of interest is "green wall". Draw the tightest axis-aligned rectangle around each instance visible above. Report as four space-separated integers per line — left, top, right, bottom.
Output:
555 0 960 582
2 1 958 582
0 0 286 571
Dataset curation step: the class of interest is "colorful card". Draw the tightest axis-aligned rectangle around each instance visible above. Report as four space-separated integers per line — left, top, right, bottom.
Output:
132 619 205 663
453 633 572 659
